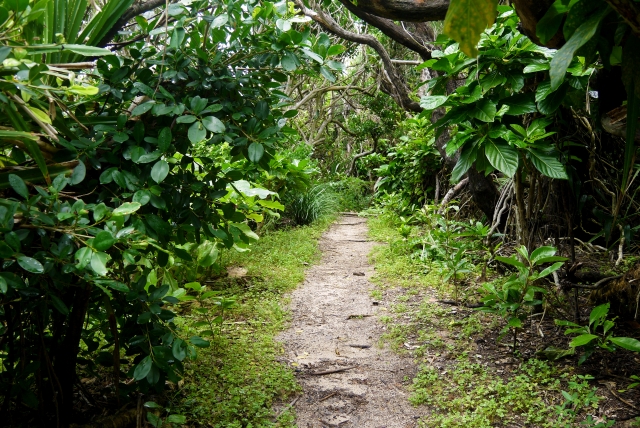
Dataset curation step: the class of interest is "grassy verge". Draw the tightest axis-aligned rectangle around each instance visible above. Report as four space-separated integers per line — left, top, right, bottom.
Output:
173 217 335 427
366 211 613 428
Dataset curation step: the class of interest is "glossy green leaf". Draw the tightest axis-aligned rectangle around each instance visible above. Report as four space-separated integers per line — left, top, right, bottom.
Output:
420 95 448 110
501 93 537 115
188 122 206 143
610 337 640 352
202 116 225 133
248 142 264 162
527 149 568 179
93 230 117 251
16 254 44 274
131 101 154 116
133 356 152 380
468 99 497 122
90 252 109 276
8 174 29 199
75 247 92 269
113 202 141 216
570 334 598 347
151 160 169 184
190 336 210 348
589 303 610 326
158 127 172 152
484 140 518 177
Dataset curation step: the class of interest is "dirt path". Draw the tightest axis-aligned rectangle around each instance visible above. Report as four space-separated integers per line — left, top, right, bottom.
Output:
277 215 423 428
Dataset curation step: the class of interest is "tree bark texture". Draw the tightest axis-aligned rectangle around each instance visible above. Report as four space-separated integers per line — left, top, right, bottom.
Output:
347 0 449 22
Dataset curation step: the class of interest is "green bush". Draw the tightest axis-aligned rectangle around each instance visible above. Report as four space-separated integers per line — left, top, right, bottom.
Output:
328 177 373 212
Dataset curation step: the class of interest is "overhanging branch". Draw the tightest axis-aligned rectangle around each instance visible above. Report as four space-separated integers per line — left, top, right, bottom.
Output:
293 0 422 113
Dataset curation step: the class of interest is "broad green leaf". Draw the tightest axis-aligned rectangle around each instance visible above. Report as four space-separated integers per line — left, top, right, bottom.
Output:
176 115 197 124
133 356 152 380
527 149 568 179
131 101 154 116
538 261 564 278
484 140 518 177
450 143 478 182
212 13 228 28
90 252 109 276
0 276 7 293
188 122 206 143
549 7 611 90
610 337 640 352
589 303 610 326
93 203 108 222
248 142 264 162
327 44 346 56
8 174 28 199
501 93 537 115
151 160 169 183
190 336 210 348
495 255 526 270
468 99 497 122
75 247 92 269
67 85 99 96
158 127 172 152
202 116 225 133
281 51 298 71
530 246 557 264
172 339 187 361
420 95 448 110
508 317 522 328
570 334 598 347
113 202 141 216
69 160 86 185
443 0 499 57
16 254 44 274
93 231 117 251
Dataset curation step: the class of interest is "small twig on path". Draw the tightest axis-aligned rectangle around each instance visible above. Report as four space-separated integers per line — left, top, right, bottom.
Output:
318 391 338 402
600 381 640 411
309 366 358 376
346 314 373 320
348 344 371 348
275 395 301 419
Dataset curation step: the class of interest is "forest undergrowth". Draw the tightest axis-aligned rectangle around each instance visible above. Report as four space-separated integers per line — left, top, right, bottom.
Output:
365 206 640 427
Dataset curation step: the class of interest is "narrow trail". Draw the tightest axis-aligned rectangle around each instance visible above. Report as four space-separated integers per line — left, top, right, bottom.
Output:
277 215 423 428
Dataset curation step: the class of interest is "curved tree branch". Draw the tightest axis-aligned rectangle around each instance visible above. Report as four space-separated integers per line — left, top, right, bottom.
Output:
343 0 449 22
97 0 171 47
348 134 378 176
335 0 433 60
294 0 422 113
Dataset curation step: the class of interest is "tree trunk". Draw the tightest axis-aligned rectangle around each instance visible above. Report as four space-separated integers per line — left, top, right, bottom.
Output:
51 285 92 427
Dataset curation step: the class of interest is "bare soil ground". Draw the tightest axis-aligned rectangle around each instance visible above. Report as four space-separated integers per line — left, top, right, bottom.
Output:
276 215 424 428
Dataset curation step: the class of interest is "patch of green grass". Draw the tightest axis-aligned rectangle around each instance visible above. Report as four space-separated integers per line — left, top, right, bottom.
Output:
411 358 607 428
175 218 334 427
367 216 441 290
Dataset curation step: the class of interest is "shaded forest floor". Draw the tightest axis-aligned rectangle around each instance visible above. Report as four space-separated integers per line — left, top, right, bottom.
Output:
366 213 640 427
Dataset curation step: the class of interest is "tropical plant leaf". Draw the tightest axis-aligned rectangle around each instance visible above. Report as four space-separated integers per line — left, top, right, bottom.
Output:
527 148 568 179
484 140 518 177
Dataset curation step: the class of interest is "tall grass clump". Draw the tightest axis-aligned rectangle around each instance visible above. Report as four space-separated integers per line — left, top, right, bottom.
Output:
284 183 340 225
